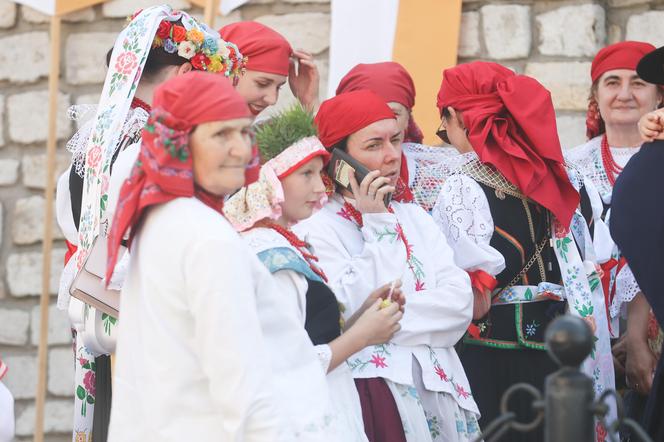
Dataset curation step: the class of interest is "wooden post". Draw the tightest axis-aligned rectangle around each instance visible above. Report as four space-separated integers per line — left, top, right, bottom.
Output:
392 0 462 145
34 14 61 442
203 0 220 27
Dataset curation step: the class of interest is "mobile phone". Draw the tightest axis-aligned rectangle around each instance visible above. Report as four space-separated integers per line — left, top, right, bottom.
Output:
327 148 392 206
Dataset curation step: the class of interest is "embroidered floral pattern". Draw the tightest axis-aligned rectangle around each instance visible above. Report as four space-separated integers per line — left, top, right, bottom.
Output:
372 223 427 291
525 320 539 337
428 347 473 400
75 350 96 417
347 344 391 372
101 313 117 335
426 412 441 439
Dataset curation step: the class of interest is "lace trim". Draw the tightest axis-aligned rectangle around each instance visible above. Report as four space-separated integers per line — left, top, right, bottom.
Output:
609 264 641 319
565 137 640 202
66 105 149 177
456 158 528 201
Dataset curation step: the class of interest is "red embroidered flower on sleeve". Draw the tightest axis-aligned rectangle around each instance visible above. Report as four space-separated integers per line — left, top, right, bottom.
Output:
369 354 387 368
435 366 448 381
455 384 470 399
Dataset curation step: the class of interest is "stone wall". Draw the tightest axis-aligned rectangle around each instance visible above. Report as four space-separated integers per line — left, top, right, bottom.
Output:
0 0 663 440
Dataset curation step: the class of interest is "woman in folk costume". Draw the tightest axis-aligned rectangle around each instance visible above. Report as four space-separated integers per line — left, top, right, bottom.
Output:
54 6 248 440
565 41 663 420
219 21 321 114
225 105 407 441
109 20 318 203
294 90 480 442
105 72 333 441
335 62 458 212
431 61 615 441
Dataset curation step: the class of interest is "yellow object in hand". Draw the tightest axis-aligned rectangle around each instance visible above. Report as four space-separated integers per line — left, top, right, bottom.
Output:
379 298 392 309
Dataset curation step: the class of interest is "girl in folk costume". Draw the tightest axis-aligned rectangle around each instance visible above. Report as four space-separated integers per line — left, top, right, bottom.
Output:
565 42 663 417
225 105 406 442
294 90 480 442
219 21 321 114
105 72 333 441
335 62 458 212
54 6 247 440
431 61 615 441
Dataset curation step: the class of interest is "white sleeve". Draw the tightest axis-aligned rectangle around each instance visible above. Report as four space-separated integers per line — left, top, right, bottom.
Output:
272 269 308 325
106 142 140 227
302 212 408 318
271 270 333 371
431 175 505 275
390 213 474 348
610 264 642 319
185 238 280 441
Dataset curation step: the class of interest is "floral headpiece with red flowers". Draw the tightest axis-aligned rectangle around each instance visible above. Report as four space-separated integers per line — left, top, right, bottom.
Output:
128 8 247 78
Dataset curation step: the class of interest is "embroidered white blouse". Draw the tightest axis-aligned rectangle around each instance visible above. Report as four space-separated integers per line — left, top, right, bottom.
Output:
108 197 333 441
294 195 478 414
565 136 642 319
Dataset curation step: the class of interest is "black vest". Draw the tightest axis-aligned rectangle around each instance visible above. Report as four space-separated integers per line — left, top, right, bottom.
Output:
463 182 593 350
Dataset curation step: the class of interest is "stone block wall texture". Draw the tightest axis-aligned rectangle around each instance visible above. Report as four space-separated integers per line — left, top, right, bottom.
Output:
0 0 663 439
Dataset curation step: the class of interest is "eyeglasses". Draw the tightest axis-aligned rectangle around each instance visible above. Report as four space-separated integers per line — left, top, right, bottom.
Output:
436 120 450 145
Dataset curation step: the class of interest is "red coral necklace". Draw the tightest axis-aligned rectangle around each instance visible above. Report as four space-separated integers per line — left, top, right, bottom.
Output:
258 220 328 282
600 134 623 186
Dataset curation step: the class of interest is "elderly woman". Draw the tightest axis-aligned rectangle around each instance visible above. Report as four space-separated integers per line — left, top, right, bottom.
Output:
431 61 614 441
565 41 662 423
105 72 333 441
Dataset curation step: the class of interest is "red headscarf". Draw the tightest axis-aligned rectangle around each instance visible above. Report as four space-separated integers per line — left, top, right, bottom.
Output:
219 22 292 77
335 61 423 195
586 41 657 139
315 90 413 202
106 71 252 282
437 61 579 227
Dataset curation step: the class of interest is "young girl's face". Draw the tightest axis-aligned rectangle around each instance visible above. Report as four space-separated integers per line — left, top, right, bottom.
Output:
280 156 326 224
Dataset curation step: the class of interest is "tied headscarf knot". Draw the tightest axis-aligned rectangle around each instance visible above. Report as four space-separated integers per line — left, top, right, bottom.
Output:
437 61 579 226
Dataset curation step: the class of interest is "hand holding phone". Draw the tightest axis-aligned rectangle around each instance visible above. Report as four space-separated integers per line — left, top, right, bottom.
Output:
348 170 394 214
327 148 394 212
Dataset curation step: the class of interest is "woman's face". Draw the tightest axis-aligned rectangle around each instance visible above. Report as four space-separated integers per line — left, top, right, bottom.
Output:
440 107 472 153
596 69 661 129
280 156 326 224
235 70 288 115
190 117 254 196
346 119 403 186
387 101 410 135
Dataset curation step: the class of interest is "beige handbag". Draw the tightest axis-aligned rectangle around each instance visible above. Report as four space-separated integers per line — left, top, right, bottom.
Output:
70 236 126 318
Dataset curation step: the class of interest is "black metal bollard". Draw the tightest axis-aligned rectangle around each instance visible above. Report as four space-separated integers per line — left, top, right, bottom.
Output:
544 315 596 442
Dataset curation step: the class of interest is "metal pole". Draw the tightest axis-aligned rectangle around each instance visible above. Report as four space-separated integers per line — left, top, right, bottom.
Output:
34 14 61 442
545 367 596 442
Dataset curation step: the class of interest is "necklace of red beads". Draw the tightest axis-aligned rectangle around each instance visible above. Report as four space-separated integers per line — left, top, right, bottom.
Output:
600 134 624 186
257 220 328 282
